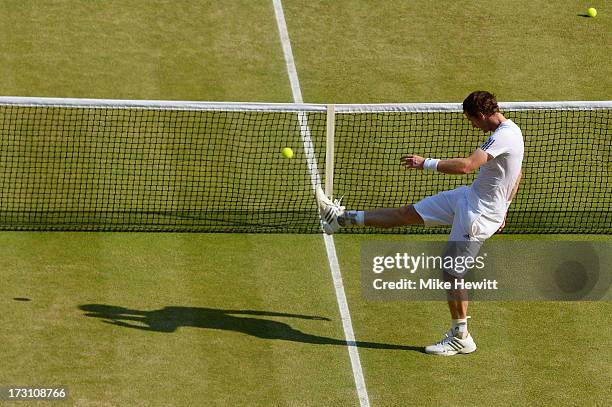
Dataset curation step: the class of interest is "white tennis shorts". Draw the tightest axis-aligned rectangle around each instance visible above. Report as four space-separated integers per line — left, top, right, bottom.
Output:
414 186 504 242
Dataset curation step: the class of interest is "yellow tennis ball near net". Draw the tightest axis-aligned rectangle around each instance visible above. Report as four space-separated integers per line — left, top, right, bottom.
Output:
587 7 597 17
282 147 294 159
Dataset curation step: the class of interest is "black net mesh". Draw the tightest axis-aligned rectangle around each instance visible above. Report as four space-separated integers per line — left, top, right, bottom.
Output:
0 102 609 233
334 108 610 234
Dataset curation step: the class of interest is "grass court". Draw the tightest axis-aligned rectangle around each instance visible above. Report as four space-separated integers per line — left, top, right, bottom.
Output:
0 1 610 406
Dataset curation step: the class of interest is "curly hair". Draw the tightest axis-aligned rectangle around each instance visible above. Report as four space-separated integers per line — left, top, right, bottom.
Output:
462 91 499 117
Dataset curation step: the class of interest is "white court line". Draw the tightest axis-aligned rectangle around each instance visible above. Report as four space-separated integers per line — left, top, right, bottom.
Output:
272 1 371 406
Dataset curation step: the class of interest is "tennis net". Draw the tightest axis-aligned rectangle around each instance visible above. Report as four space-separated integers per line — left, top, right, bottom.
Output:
0 97 609 233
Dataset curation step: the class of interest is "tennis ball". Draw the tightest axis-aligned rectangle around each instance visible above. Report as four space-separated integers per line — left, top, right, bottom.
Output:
282 147 294 159
587 7 597 17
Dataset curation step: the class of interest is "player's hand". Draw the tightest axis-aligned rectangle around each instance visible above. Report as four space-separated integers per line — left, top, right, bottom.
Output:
400 154 425 169
496 218 506 233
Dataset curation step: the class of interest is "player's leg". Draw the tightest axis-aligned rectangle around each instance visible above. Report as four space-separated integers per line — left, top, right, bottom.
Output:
424 260 477 355
315 186 459 234
351 205 424 228
442 241 471 323
448 299 468 319
425 197 482 356
444 209 502 343
316 187 423 233
446 275 469 320
425 281 476 355
444 258 470 343
425 199 503 355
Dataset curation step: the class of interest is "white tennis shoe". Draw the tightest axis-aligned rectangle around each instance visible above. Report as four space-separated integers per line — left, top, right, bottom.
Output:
425 330 477 356
315 186 345 234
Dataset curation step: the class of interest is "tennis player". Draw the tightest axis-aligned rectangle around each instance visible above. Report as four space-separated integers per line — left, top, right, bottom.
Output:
317 91 524 355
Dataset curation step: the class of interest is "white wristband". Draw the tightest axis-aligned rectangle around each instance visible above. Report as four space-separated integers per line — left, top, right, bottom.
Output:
423 158 440 172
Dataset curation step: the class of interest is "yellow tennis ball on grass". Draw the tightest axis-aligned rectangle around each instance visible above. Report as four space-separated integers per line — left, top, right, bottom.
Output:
587 7 597 17
282 147 294 159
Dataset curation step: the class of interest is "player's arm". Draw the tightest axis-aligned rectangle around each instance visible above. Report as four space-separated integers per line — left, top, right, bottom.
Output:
400 148 489 174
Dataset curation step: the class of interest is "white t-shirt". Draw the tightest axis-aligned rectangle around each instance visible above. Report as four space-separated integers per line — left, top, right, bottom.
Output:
468 119 524 217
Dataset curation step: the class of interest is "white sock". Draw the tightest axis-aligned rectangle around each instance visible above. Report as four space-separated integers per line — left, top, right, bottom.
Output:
451 318 469 339
355 211 365 225
342 210 365 226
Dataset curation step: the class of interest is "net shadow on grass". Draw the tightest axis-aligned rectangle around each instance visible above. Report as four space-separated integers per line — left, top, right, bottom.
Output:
79 304 423 352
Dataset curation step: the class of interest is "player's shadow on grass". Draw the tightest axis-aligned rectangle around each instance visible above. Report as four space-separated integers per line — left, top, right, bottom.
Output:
79 304 423 352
